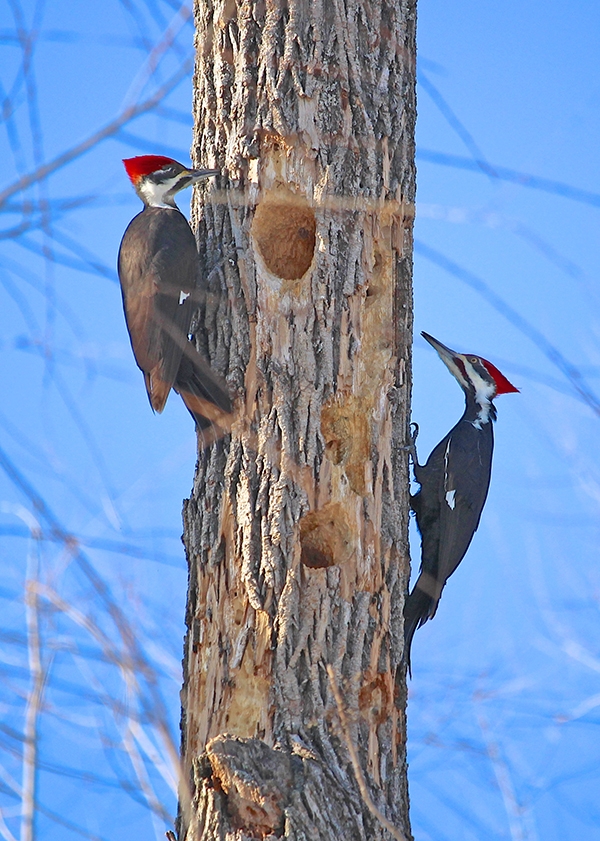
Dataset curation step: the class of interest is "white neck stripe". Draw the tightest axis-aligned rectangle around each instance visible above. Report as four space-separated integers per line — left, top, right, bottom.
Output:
138 174 182 208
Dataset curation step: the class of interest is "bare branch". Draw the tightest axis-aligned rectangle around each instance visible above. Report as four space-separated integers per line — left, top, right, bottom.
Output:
417 148 600 207
0 60 193 209
415 239 600 418
0 808 18 841
121 1 193 108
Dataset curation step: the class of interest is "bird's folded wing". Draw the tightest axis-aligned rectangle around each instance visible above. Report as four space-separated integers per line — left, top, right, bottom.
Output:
436 427 493 585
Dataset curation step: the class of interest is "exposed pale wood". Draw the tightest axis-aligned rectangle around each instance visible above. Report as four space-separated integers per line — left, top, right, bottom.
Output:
327 665 407 841
181 0 416 837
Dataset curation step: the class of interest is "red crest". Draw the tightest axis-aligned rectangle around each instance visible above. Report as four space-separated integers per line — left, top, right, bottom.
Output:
481 359 519 394
123 155 178 184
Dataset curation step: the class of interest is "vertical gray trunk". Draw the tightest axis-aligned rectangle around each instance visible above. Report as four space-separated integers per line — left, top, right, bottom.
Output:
181 0 416 837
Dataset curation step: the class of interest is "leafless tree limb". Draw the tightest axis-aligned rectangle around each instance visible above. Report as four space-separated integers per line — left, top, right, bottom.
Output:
0 60 193 209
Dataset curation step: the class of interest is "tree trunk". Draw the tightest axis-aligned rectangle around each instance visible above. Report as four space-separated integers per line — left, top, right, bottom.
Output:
180 0 416 838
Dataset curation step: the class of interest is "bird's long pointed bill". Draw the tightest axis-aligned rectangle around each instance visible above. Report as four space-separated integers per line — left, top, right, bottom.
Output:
189 168 220 181
420 331 470 388
173 168 220 193
421 331 459 366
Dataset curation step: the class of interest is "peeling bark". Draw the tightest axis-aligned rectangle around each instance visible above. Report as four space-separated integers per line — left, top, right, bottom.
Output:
181 0 416 837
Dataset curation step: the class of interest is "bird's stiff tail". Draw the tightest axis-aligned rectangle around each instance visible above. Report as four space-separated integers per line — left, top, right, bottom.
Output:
403 584 436 677
174 342 233 441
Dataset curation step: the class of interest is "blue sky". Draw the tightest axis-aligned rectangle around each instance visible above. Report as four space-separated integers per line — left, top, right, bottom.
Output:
1 1 599 839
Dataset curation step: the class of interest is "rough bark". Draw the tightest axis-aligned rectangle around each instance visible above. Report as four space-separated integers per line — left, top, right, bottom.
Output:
181 0 416 838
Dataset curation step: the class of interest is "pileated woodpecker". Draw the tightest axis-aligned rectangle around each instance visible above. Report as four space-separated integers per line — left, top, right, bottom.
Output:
118 155 232 433
404 331 518 673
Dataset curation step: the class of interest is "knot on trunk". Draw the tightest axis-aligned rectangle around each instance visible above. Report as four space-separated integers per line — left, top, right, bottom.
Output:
205 735 293 837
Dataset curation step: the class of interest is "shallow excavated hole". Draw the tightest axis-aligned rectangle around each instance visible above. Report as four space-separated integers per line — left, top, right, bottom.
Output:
321 396 370 496
251 189 316 280
299 503 353 569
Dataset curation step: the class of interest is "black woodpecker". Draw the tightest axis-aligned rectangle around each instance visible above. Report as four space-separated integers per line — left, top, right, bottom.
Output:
404 331 519 673
118 155 232 434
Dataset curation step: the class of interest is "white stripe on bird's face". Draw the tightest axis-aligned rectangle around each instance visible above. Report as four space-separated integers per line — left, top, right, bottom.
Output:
461 357 496 426
462 358 497 402
138 174 187 208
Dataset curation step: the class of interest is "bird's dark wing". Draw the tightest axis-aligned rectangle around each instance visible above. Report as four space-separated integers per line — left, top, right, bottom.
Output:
404 431 451 666
118 211 162 374
435 420 494 596
148 209 199 386
174 341 232 415
118 207 199 410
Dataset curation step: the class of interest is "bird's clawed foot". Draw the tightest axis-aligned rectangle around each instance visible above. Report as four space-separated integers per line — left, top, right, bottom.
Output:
402 422 419 464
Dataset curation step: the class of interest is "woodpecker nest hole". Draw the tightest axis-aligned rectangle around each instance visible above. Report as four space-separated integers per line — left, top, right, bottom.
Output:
299 503 353 569
251 190 316 280
321 396 370 497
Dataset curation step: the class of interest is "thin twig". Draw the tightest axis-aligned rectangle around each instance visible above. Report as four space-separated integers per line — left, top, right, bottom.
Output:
477 711 532 841
0 808 18 841
22 518 46 841
0 60 193 209
415 239 600 419
121 1 193 108
326 665 407 841
0 443 193 827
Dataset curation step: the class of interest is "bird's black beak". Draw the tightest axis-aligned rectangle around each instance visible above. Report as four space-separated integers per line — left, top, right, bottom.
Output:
172 168 220 195
420 331 471 389
421 331 460 365
188 168 220 182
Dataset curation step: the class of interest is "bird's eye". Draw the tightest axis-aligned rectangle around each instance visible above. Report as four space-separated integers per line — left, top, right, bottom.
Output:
469 357 478 364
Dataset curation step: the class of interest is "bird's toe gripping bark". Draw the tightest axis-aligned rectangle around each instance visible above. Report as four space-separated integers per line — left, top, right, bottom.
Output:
403 422 420 465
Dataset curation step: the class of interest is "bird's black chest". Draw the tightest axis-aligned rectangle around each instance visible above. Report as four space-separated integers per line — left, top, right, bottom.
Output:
410 417 494 536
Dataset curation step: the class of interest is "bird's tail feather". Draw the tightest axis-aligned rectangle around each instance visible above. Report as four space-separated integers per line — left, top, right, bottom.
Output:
403 585 436 677
175 342 232 412
174 342 233 442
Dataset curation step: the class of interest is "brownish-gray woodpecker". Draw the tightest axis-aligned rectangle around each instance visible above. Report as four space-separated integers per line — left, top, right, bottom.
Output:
118 155 231 432
404 331 519 674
